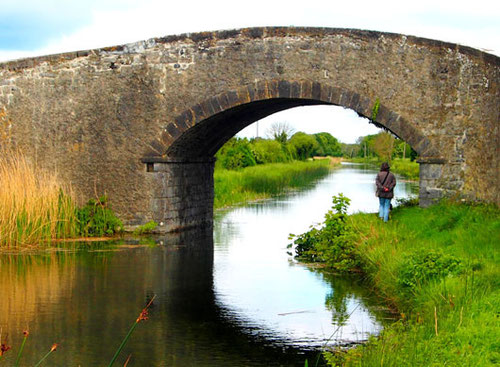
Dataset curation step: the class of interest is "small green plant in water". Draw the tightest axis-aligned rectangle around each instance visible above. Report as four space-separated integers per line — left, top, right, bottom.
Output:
133 221 158 235
108 295 156 367
14 330 29 367
34 343 58 367
76 195 123 237
289 194 360 272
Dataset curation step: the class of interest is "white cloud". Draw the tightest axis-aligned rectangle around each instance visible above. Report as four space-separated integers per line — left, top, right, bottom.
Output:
2 0 499 59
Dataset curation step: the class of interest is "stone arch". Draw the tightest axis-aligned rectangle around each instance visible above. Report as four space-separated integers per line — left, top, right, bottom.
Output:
144 79 440 162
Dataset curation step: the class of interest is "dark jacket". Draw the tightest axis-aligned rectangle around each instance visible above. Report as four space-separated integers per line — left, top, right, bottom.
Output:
376 170 396 199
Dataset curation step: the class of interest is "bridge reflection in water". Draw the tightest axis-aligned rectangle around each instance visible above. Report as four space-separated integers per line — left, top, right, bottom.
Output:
0 164 411 366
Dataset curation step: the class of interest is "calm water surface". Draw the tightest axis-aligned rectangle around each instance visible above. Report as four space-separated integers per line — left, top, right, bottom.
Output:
0 163 417 366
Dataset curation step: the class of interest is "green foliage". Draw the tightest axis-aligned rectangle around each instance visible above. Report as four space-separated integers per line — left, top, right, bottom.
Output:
215 138 257 170
216 131 343 170
75 195 123 237
289 132 320 160
313 201 500 366
398 249 463 292
371 98 380 121
354 132 418 165
133 221 158 235
289 194 360 272
395 196 419 207
214 160 331 209
251 139 291 164
389 158 419 180
313 132 342 157
372 132 394 162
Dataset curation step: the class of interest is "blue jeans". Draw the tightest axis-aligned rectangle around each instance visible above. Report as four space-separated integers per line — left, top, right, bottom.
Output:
379 197 391 222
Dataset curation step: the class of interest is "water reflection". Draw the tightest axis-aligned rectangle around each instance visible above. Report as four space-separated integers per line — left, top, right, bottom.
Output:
0 163 414 366
212 163 415 349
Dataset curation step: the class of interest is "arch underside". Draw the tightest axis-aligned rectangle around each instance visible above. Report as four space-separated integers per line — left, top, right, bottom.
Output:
145 80 440 161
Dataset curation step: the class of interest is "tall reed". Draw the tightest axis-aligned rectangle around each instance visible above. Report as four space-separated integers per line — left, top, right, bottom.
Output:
0 151 77 247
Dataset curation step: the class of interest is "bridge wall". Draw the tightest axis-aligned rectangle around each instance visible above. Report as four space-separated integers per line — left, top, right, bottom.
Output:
0 28 498 231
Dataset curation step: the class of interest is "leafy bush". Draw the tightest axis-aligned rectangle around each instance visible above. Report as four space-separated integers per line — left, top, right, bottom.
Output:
250 139 291 164
76 195 123 237
289 194 360 272
215 138 256 170
314 132 342 157
289 132 320 160
398 249 463 292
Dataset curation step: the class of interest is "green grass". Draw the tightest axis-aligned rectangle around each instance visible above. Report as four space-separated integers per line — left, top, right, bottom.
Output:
320 201 500 366
214 160 333 209
389 158 419 181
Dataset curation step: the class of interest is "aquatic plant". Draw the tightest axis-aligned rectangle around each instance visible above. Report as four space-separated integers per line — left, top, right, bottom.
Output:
75 195 123 237
133 221 158 235
289 194 360 272
107 295 156 367
34 343 58 367
14 330 29 366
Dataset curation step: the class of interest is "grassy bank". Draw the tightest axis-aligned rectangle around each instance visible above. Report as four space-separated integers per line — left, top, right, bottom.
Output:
214 159 335 209
290 198 499 366
348 157 419 181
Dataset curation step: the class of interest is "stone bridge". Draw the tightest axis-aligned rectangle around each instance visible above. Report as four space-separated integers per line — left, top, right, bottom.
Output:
0 27 498 232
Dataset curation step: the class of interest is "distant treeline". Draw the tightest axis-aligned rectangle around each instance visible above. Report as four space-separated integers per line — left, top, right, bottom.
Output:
216 131 342 170
216 127 418 170
342 132 418 162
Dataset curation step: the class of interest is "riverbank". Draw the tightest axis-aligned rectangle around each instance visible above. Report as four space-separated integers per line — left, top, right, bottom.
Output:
214 158 339 209
347 157 419 181
291 198 499 366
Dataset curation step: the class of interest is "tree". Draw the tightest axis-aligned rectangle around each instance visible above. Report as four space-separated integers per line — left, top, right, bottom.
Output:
289 132 320 160
215 138 257 169
355 134 378 158
372 132 395 162
313 132 343 157
266 122 295 144
250 139 291 164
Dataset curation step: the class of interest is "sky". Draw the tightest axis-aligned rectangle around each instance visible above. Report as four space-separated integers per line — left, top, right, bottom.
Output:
1 0 498 143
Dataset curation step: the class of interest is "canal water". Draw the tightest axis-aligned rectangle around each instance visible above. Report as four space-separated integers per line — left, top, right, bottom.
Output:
0 163 417 366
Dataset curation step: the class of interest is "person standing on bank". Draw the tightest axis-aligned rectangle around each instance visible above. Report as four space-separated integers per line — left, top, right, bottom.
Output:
375 162 396 222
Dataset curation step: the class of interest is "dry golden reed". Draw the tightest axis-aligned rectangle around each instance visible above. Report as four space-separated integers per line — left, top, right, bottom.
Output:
0 150 77 247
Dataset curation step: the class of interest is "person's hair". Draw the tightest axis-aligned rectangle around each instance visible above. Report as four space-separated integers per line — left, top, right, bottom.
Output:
380 162 390 171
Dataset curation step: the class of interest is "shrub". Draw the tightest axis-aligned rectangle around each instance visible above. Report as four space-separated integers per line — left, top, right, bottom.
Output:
250 139 291 164
76 195 123 237
289 132 320 160
215 138 256 170
397 249 463 292
289 194 360 272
